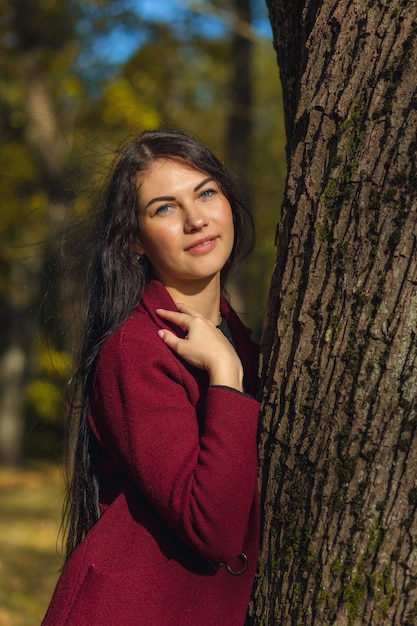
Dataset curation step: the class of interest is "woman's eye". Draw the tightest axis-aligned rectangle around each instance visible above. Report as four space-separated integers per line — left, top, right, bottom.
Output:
154 204 173 215
200 188 216 199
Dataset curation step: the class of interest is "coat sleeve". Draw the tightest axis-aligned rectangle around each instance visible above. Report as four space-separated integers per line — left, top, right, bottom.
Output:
89 325 260 564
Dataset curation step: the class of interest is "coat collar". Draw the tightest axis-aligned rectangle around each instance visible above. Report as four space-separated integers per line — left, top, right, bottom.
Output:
139 278 187 337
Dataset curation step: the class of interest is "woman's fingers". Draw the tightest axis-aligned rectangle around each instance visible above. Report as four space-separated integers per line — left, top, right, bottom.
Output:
157 328 183 352
157 324 205 367
155 307 191 331
156 302 201 323
156 306 220 368
155 306 243 390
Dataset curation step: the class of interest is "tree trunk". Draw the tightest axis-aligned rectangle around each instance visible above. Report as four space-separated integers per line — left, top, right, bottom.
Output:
250 0 417 624
21 48 77 351
0 0 77 463
224 0 254 313
226 0 253 205
0 294 26 466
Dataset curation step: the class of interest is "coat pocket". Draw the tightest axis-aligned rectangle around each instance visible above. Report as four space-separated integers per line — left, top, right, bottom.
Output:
66 559 186 626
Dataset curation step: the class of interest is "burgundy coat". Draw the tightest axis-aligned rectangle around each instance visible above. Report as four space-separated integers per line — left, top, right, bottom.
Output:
42 279 260 625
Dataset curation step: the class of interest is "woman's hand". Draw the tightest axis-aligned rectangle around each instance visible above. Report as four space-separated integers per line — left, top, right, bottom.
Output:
156 302 244 392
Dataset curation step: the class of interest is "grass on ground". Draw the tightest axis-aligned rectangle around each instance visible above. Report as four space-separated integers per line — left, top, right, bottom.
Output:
0 462 64 626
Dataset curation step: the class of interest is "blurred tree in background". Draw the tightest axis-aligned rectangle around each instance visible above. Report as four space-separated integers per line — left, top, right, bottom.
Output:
0 0 285 464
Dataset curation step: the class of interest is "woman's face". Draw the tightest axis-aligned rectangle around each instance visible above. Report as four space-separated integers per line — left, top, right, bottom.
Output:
135 158 234 291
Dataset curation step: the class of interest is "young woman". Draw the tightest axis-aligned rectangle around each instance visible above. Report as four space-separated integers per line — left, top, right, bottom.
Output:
42 129 260 625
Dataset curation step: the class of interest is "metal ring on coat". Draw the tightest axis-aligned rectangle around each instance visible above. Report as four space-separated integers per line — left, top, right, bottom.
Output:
224 552 248 576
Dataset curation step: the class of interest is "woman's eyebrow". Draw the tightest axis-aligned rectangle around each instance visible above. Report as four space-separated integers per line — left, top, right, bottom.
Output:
143 195 175 210
194 177 214 192
143 178 215 210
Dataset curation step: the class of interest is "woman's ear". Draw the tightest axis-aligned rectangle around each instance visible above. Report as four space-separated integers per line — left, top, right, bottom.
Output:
131 236 145 256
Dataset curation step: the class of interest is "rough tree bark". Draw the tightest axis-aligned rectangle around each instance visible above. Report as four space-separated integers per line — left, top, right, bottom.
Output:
249 0 417 624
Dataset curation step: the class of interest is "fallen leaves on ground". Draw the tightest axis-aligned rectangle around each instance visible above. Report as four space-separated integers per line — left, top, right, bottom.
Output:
0 462 64 626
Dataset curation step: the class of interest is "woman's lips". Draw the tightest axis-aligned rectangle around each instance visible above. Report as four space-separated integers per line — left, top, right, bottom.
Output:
185 236 218 255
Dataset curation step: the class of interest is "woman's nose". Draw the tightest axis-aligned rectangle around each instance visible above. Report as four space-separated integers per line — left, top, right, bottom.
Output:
183 205 208 232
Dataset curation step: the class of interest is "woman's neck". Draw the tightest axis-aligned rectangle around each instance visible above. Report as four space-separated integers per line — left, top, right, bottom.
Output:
165 276 221 325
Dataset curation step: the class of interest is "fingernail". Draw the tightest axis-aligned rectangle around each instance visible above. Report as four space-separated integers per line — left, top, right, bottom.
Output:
157 330 165 339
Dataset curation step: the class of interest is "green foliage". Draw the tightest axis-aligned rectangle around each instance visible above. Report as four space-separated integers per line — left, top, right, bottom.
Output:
25 342 71 425
0 0 285 453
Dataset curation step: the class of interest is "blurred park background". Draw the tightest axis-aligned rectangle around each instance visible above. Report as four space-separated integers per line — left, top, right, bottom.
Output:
0 0 286 622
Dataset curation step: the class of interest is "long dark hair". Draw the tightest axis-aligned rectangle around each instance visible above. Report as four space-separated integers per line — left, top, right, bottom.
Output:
63 128 255 561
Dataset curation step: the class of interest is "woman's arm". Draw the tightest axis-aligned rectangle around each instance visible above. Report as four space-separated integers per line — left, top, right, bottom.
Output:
89 316 259 564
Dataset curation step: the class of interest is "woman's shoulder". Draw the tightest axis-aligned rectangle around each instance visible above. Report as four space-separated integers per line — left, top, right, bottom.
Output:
94 306 184 391
96 280 183 373
99 304 160 358
103 279 174 347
